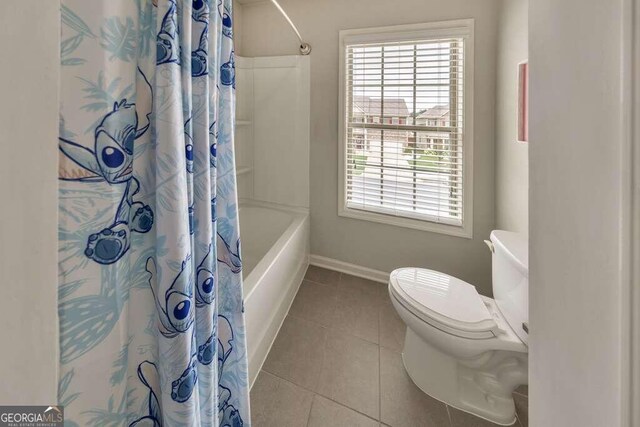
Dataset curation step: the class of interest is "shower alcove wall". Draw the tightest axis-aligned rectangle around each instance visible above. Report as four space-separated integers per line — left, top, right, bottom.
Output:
234 55 311 386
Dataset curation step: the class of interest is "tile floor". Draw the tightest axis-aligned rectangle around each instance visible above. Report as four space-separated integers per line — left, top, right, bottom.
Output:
250 266 529 427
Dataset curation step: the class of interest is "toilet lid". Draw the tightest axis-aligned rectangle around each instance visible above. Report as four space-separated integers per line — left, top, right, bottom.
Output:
390 268 497 333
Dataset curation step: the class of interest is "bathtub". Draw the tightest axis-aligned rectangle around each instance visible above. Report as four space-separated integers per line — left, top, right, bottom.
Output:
239 200 310 386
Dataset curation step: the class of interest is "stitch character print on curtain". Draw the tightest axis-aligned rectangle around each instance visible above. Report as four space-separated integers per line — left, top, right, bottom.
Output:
57 0 249 425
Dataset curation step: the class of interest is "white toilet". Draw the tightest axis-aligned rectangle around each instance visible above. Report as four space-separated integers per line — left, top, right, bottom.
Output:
389 230 528 426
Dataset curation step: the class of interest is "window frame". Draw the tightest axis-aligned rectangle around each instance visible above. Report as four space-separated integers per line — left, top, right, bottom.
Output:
338 20 475 238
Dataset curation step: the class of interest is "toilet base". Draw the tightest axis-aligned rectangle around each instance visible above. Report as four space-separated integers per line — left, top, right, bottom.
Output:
402 328 526 426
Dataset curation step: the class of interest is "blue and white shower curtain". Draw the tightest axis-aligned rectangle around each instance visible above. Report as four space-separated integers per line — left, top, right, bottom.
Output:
58 0 249 425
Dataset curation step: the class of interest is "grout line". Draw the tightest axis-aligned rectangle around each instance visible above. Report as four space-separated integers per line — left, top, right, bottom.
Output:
302 275 386 300
301 274 340 287
269 272 501 427
305 394 315 426
304 271 388 296
316 316 330 392
301 277 338 288
288 308 381 347
378 343 382 424
287 283 384 347
378 303 383 424
283 269 516 427
260 369 381 423
286 290 385 418
445 404 453 426
315 393 380 424
261 273 383 423
287 281 402 350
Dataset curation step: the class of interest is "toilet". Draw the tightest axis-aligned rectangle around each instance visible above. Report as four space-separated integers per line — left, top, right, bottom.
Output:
389 230 528 426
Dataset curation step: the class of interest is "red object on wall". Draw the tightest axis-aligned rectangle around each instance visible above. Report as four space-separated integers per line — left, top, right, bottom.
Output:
517 61 529 143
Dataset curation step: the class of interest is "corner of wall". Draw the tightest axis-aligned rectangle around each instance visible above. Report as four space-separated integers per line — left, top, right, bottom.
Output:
495 0 529 235
233 0 244 56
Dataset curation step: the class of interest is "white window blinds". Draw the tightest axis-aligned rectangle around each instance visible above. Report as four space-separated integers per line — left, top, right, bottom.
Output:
342 29 468 229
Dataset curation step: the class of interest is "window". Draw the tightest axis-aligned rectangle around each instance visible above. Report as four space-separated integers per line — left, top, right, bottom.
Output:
338 20 474 237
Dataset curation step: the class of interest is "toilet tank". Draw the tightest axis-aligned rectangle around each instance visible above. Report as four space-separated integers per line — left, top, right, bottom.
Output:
490 230 528 345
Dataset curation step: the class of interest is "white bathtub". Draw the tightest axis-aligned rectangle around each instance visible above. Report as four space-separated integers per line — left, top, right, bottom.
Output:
239 201 310 386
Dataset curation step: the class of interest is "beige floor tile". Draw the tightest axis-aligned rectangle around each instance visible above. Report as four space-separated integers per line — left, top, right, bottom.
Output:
378 302 406 352
379 347 450 427
513 393 528 427
339 273 387 299
305 265 341 286
379 288 394 308
448 407 511 427
250 371 314 427
262 316 328 390
328 287 380 343
317 331 380 419
289 280 338 327
307 395 379 427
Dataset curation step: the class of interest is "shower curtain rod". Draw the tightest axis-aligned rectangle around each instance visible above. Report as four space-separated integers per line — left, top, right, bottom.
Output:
269 0 311 55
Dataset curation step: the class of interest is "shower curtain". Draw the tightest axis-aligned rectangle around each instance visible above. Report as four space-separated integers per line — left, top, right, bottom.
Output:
58 0 249 425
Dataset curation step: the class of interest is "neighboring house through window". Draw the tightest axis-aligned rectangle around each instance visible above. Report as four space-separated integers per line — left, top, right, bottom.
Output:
338 20 474 237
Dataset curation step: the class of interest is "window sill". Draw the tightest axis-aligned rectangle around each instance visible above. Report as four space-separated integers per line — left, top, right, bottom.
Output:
338 206 472 239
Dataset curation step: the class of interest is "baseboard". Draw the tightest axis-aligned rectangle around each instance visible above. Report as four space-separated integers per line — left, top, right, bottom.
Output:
309 254 390 284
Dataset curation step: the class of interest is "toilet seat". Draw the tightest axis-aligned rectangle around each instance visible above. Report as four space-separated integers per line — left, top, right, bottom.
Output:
389 268 504 339
386 235 529 425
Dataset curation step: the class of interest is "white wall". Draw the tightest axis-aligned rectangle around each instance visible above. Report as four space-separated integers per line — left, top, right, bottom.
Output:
233 0 244 54
236 55 311 208
237 0 500 294
0 1 59 404
252 56 310 208
496 0 528 234
529 0 629 425
235 56 256 200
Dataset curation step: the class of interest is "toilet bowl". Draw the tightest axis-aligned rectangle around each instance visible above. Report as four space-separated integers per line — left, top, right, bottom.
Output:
389 231 528 426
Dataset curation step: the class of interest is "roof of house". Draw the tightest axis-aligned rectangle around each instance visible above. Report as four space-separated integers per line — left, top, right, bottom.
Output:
352 96 410 117
416 105 450 119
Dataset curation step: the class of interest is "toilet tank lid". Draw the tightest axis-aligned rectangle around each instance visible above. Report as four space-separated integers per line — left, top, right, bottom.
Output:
490 230 528 271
